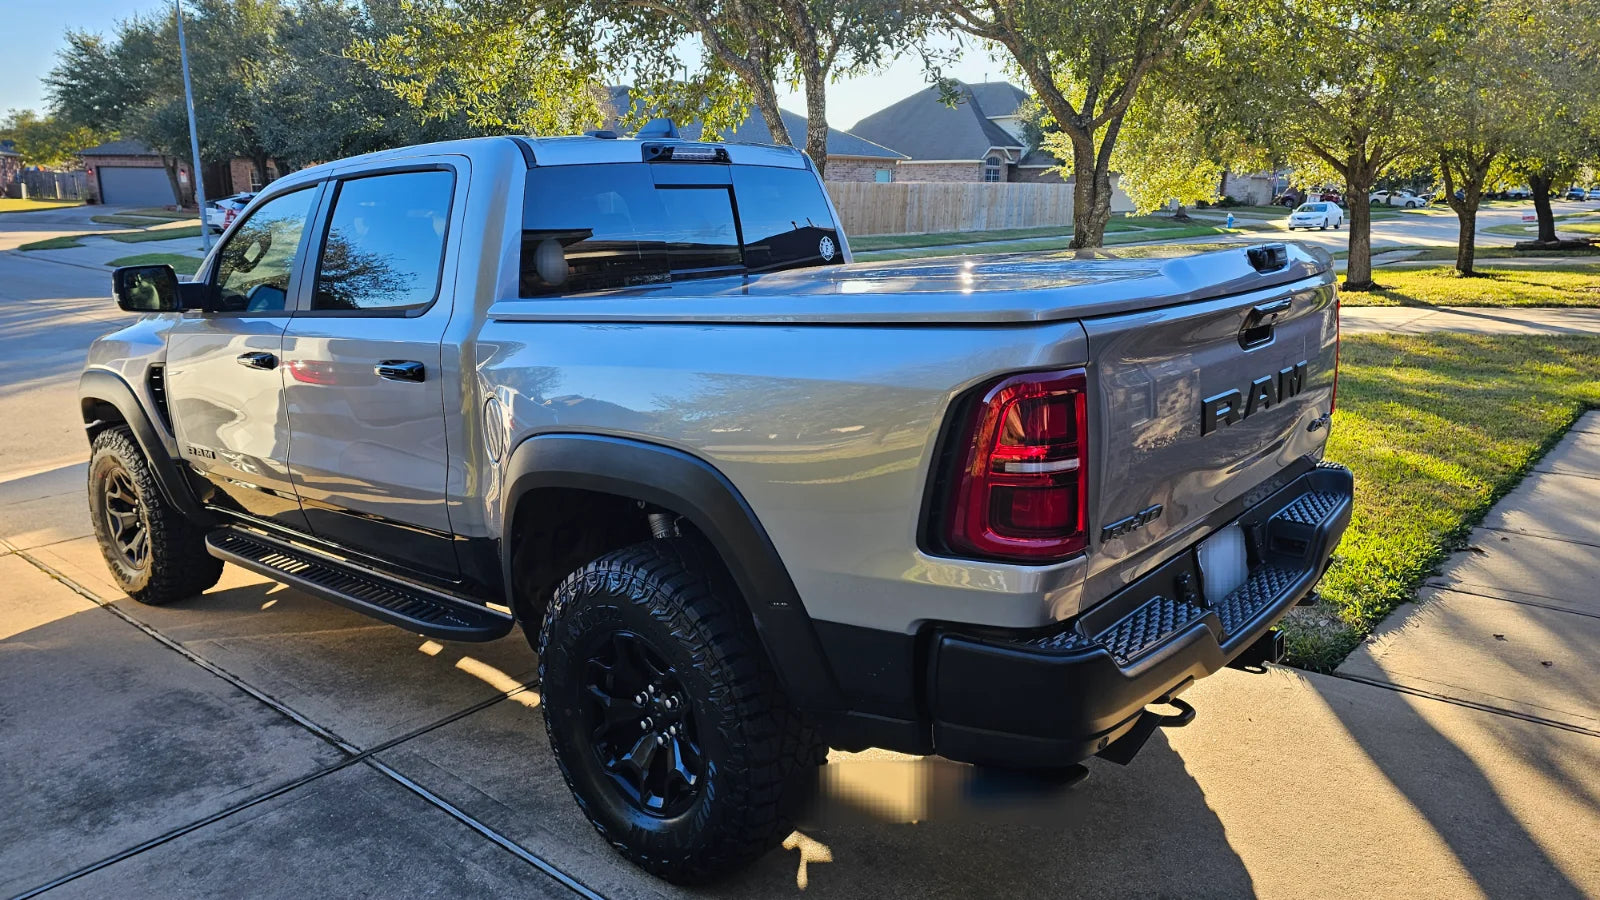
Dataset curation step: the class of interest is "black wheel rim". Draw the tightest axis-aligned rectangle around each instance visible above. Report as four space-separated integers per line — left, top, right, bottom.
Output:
580 631 703 818
101 466 149 569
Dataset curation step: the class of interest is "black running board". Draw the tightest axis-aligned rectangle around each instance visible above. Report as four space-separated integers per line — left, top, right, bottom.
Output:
206 527 513 642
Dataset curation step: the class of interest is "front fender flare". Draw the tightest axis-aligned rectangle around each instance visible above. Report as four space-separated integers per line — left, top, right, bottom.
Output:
79 368 209 523
501 433 844 712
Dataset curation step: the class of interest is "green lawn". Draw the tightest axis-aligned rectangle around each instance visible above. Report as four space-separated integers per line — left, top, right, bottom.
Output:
1340 264 1600 307
0 198 84 214
105 252 202 275
1287 334 1600 670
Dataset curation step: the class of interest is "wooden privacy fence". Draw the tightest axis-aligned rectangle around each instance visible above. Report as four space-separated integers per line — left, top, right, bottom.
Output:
19 170 90 201
825 181 1076 236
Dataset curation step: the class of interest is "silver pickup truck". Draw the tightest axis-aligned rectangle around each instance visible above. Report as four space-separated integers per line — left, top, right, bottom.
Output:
83 121 1350 883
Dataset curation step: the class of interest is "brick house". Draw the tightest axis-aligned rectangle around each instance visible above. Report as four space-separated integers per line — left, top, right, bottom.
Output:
607 87 906 181
79 139 278 207
0 141 21 196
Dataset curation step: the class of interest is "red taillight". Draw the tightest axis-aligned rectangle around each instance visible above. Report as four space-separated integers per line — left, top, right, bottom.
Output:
946 368 1089 561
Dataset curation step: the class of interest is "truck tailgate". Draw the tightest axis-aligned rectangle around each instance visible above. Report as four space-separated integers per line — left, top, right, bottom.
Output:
1082 273 1339 602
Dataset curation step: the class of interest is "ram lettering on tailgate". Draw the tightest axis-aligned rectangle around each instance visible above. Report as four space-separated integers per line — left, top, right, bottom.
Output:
1199 361 1307 436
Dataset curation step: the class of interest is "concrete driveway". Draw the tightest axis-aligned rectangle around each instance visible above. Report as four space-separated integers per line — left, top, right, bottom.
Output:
2 242 1597 898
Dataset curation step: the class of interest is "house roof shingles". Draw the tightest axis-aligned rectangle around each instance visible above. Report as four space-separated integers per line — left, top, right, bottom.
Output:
849 82 1030 162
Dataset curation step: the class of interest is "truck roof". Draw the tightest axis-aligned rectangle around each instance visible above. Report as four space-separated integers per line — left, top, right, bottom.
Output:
289 132 809 181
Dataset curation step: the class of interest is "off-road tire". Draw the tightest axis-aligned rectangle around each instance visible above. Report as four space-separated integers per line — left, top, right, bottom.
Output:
88 427 222 604
537 538 825 884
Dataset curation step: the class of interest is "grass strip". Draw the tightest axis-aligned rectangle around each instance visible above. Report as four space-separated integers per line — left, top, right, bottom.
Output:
853 224 1264 261
105 225 203 243
1339 264 1600 307
17 235 85 250
1288 334 1600 670
105 252 202 275
91 214 172 226
1401 245 1600 261
121 207 197 220
0 198 84 214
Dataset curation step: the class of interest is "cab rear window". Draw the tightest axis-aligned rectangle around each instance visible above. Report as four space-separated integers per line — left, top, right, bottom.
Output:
519 162 840 297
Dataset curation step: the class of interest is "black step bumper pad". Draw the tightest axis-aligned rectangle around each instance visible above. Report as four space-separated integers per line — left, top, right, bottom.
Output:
928 463 1353 768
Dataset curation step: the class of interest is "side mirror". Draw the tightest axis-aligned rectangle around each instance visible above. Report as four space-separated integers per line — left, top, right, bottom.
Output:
112 265 182 313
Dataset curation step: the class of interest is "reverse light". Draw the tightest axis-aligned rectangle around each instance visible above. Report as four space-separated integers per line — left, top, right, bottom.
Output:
945 368 1089 561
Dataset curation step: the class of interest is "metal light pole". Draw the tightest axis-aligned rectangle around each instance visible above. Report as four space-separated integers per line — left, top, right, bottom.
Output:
175 0 211 252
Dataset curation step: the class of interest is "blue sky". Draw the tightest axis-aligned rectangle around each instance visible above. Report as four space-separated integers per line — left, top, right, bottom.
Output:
1 1 1011 131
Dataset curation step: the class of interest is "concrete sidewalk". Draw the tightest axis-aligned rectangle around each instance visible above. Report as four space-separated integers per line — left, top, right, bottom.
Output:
1338 412 1600 738
1341 305 1600 336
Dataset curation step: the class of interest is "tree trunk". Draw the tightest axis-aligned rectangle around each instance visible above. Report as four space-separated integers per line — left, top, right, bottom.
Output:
750 81 792 148
160 157 188 209
801 64 829 176
1454 204 1477 275
1067 133 1116 249
1529 173 1556 243
1344 189 1375 289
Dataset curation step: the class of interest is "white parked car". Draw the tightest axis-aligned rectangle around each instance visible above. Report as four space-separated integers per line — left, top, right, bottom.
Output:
1368 190 1427 208
1288 201 1344 230
204 192 255 233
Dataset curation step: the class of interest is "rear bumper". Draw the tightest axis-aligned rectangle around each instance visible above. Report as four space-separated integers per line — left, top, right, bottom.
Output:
926 462 1352 768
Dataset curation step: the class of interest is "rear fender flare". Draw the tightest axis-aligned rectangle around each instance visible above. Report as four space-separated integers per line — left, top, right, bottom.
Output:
501 433 844 711
79 368 209 522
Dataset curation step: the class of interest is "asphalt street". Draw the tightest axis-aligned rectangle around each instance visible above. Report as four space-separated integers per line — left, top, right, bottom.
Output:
1 210 1597 898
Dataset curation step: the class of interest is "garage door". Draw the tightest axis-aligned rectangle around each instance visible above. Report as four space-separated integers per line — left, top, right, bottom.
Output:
97 166 177 207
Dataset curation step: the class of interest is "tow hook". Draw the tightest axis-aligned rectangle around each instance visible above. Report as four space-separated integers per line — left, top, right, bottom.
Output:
1096 695 1196 766
1228 628 1287 673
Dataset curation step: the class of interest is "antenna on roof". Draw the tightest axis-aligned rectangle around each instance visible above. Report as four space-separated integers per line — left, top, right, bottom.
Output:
636 118 680 139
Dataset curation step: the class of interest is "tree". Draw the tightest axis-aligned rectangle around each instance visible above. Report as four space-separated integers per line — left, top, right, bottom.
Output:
1193 0 1465 290
0 110 104 168
1422 0 1521 275
255 0 483 170
47 19 197 203
1500 0 1600 245
350 0 612 138
46 2 288 204
929 0 1213 248
353 0 917 175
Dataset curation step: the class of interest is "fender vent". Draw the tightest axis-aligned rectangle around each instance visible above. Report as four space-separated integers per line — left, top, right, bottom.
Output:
147 365 172 433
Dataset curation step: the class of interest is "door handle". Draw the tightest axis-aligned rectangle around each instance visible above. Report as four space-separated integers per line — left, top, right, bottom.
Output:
375 360 426 382
236 351 278 370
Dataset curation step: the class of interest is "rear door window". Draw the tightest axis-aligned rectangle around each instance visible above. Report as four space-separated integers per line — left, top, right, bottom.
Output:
519 162 841 297
521 165 739 296
731 166 843 273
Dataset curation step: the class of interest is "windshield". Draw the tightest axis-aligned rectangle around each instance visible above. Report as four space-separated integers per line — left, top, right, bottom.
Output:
1295 203 1326 213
